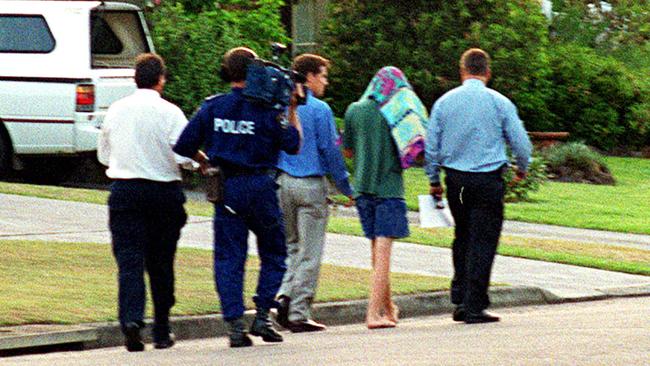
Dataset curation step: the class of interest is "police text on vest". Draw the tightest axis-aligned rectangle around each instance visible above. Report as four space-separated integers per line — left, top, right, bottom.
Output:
214 118 255 135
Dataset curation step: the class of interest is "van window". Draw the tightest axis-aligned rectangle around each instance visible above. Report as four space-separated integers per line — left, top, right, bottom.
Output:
91 11 149 68
0 15 55 53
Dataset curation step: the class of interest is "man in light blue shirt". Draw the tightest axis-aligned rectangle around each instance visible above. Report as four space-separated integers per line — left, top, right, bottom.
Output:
425 48 532 324
276 54 353 333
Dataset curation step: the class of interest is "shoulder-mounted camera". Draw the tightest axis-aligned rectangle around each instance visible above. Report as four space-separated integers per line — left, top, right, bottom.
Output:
242 43 307 110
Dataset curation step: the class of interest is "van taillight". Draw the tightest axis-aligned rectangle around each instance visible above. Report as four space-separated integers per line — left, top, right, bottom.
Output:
76 84 95 112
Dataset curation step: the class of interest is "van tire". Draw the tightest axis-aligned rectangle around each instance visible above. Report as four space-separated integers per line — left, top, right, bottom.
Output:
0 125 12 177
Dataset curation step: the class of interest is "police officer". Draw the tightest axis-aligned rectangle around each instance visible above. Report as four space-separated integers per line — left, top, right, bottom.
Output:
173 47 302 348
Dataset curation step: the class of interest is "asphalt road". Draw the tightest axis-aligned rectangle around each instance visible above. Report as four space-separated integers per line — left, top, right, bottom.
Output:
3 297 649 366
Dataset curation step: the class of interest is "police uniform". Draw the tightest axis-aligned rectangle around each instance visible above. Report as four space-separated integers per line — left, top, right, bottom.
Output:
174 87 300 322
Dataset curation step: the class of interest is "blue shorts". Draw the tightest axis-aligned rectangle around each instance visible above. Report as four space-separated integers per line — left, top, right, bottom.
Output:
355 195 409 239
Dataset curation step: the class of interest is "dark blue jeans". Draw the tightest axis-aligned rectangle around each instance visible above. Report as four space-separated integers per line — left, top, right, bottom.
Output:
445 168 505 314
109 180 187 333
213 174 287 321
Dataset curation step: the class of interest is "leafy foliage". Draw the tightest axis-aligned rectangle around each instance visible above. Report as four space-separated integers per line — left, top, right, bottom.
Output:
320 0 650 152
504 152 548 202
551 0 650 51
320 0 555 131
546 44 650 150
542 142 615 184
148 0 288 115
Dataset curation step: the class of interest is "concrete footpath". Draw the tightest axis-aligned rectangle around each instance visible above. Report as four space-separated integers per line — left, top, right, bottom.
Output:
1 193 649 354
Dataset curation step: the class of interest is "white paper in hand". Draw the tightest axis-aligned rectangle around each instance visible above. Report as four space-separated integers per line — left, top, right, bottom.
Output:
418 195 455 228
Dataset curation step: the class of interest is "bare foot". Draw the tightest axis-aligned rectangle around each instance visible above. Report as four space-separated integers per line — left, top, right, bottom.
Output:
387 303 399 324
366 316 396 329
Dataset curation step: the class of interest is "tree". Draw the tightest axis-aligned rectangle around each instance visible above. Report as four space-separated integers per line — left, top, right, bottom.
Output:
320 0 555 131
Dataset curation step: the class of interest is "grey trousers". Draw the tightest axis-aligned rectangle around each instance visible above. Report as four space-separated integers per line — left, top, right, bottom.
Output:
277 173 329 321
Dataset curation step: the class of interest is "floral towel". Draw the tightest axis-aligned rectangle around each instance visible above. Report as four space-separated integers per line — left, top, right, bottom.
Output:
361 67 428 168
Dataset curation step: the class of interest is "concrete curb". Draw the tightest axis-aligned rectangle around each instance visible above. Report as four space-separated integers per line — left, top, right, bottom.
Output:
70 286 559 350
0 285 650 356
3 284 649 355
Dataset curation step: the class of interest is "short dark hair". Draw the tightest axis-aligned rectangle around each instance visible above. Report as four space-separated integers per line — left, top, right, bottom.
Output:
135 53 166 89
292 54 331 76
221 47 257 82
460 48 491 76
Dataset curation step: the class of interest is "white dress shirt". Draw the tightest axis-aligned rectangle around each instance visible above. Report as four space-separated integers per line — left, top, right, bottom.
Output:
97 88 193 182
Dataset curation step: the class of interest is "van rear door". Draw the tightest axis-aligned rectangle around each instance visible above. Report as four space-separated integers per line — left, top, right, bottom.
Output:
89 4 153 114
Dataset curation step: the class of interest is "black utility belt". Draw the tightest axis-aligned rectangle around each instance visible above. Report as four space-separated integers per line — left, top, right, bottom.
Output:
111 178 181 186
222 167 274 178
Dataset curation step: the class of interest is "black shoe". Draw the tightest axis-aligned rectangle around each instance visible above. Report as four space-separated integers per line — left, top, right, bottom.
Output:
229 332 253 348
228 319 253 348
275 296 290 328
250 317 283 343
287 319 327 333
123 322 145 352
464 310 500 324
153 323 175 349
452 305 465 322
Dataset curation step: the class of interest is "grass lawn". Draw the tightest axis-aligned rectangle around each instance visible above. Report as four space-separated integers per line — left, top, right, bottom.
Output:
0 156 647 276
371 156 650 235
1 157 647 233
504 157 650 234
0 240 447 326
326 216 650 276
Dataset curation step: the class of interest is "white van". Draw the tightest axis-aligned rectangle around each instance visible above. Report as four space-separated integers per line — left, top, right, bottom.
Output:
0 0 154 174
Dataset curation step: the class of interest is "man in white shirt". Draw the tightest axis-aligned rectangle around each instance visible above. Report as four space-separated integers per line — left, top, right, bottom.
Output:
98 53 205 352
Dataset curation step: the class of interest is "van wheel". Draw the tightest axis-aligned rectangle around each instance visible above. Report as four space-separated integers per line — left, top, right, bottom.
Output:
0 132 12 177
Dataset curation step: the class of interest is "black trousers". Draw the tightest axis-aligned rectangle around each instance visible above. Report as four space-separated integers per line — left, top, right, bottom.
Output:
445 167 505 313
108 179 187 333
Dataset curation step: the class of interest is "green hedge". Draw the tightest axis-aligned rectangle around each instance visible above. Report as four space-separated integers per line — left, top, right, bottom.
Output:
320 0 650 151
546 44 650 150
148 0 288 115
320 0 554 131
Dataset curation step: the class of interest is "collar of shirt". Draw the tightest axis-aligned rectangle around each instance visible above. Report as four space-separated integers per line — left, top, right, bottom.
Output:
462 78 486 88
133 88 161 99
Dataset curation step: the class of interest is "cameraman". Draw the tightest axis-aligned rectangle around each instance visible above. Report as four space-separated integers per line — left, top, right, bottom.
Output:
275 54 353 333
173 47 302 348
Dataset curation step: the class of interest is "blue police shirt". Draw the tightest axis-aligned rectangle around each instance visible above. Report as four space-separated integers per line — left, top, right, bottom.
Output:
424 79 532 184
277 89 353 197
173 88 300 170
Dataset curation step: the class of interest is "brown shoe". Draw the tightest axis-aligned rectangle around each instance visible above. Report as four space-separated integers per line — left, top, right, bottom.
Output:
287 319 327 333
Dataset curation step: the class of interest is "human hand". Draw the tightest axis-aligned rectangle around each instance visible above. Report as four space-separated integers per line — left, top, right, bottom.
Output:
198 160 211 176
344 195 355 208
510 169 527 185
429 183 444 200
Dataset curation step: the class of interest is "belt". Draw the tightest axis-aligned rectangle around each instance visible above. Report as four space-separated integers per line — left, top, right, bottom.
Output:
279 171 323 179
443 164 507 177
111 178 181 186
222 166 274 178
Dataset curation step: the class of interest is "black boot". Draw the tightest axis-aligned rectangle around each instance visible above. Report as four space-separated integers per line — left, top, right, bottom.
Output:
228 318 253 348
250 308 283 343
123 322 145 352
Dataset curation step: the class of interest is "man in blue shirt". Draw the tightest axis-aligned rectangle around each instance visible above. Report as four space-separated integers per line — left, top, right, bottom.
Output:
275 54 353 333
425 48 532 324
173 47 302 347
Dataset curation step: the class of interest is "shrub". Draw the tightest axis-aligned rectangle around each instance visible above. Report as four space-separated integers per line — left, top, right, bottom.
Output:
546 44 650 150
148 0 288 115
542 142 615 185
503 151 548 202
320 0 555 131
